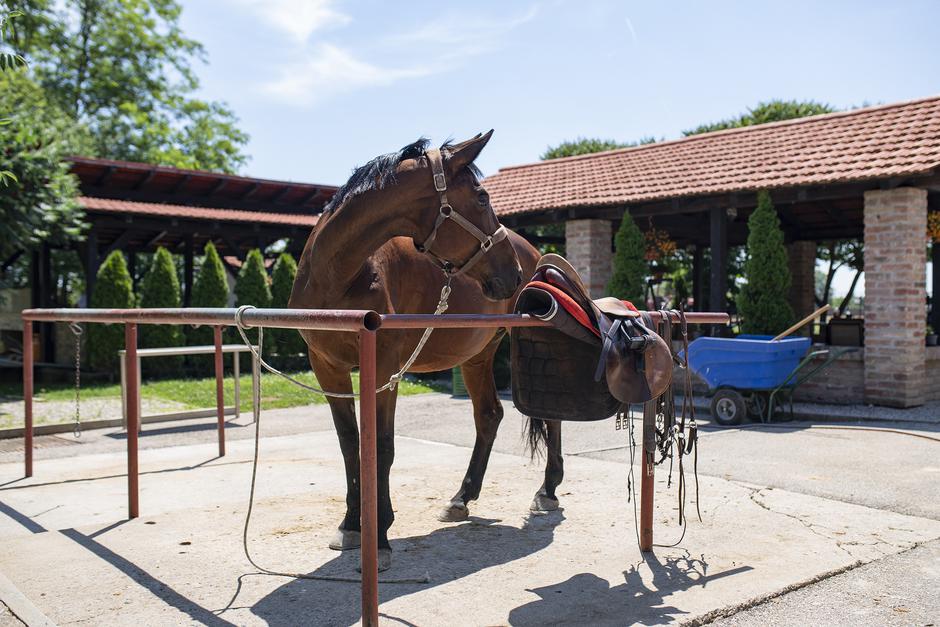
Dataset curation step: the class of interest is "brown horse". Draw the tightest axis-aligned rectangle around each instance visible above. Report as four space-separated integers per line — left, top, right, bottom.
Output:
289 132 564 570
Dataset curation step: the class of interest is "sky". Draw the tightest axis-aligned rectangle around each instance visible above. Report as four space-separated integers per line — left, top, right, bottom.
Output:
179 0 940 295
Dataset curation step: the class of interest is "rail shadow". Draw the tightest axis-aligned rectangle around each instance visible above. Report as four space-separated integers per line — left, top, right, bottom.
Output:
508 551 753 626
247 511 565 626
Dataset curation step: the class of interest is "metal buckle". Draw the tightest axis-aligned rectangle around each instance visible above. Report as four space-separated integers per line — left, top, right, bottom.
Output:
439 204 453 216
481 236 494 251
433 173 447 192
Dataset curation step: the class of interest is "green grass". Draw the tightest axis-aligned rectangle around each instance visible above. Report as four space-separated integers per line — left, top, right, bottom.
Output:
1 371 443 412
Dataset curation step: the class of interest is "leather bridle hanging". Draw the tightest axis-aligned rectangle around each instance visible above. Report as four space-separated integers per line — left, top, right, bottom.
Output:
415 148 509 276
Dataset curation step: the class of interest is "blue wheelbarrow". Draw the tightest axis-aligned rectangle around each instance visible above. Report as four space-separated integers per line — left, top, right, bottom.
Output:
685 335 858 425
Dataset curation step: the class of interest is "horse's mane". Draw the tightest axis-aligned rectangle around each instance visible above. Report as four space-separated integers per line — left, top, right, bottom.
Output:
322 137 483 214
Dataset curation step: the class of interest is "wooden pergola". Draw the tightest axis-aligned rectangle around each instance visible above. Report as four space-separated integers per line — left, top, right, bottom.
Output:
22 157 336 362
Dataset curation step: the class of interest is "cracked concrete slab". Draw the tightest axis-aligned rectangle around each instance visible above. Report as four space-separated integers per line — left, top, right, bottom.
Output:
1 425 938 626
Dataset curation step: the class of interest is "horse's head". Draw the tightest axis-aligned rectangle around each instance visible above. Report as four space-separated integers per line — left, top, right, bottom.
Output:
399 131 522 300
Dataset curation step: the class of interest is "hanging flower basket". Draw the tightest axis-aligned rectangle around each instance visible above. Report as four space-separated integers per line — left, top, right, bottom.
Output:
928 211 940 244
644 226 677 263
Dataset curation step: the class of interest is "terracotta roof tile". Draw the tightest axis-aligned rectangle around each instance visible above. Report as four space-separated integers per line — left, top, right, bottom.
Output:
485 96 940 216
79 196 319 227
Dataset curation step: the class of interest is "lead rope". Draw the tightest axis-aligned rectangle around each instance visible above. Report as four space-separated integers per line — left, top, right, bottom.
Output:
234 278 453 585
240 316 430 584
233 276 453 398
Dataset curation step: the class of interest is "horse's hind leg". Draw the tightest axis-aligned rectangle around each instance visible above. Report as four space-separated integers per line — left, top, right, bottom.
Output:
438 338 504 522
531 420 563 512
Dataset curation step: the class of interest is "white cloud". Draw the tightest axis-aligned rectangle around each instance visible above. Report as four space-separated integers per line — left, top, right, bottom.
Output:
263 44 433 105
232 0 350 42
387 5 539 57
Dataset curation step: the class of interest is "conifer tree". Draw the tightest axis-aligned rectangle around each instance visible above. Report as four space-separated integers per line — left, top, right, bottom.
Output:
269 252 306 356
186 242 230 367
88 251 135 373
235 248 272 361
139 247 183 375
608 213 647 305
738 191 795 334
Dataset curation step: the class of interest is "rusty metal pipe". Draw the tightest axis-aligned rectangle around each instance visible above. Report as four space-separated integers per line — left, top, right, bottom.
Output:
358 329 379 627
22 308 382 332
214 326 225 457
380 311 729 329
23 320 33 478
125 323 140 519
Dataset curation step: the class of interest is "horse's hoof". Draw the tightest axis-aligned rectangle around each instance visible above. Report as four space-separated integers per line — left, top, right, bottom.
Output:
530 494 559 514
437 501 470 522
378 548 392 572
328 528 361 551
357 548 392 573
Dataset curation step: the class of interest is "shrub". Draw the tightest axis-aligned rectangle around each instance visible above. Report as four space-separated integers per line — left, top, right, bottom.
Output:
139 247 183 375
87 251 134 373
269 252 307 356
608 213 646 305
738 191 795 334
235 248 271 362
186 242 230 368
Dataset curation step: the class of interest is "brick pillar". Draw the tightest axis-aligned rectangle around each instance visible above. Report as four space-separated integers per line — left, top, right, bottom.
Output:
565 219 613 298
863 187 927 407
787 240 817 329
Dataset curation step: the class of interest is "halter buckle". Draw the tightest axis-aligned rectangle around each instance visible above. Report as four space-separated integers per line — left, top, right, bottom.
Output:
439 204 453 217
481 236 494 251
433 173 447 192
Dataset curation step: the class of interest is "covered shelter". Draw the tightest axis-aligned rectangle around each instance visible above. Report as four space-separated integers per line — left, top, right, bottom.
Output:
486 96 940 407
19 157 335 364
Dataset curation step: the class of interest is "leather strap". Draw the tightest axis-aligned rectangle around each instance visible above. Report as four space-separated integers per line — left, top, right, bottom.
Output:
417 148 509 276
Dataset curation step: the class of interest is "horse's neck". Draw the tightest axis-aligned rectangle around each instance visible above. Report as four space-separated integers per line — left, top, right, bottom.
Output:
306 195 415 300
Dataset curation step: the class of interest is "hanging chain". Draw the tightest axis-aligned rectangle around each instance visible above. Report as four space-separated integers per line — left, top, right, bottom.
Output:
69 322 83 438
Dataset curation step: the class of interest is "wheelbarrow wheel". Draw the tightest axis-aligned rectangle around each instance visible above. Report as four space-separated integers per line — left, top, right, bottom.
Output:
711 389 746 426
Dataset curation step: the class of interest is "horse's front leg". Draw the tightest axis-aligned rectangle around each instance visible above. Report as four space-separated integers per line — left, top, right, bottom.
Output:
439 341 503 522
375 385 399 571
311 357 363 551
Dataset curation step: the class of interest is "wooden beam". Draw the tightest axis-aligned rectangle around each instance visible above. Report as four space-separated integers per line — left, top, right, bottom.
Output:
171 174 192 194
133 169 156 190
102 230 136 258
207 179 228 195
95 166 117 186
709 207 728 322
145 230 168 248
272 186 292 203
241 182 260 199
1 250 23 273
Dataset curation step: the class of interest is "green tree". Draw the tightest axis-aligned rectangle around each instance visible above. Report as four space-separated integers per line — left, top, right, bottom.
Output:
683 100 836 136
0 71 89 259
0 9 27 186
87 250 134 372
542 136 657 160
737 191 794 334
186 241 229 358
608 213 647 305
269 252 306 356
5 0 249 172
235 248 271 362
139 246 182 375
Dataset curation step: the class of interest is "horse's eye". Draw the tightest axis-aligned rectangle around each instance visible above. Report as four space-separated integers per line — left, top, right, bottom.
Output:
478 192 489 206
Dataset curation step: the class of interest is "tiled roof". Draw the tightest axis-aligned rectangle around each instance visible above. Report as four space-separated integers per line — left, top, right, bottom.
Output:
485 96 940 217
79 196 319 227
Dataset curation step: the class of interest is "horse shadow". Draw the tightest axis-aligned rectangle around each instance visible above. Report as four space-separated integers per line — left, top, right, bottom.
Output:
507 550 753 626
247 511 565 626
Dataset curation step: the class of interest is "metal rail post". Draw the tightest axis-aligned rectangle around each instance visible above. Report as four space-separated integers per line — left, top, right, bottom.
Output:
358 329 379 627
214 326 225 457
640 399 656 551
23 320 33 478
125 323 140 519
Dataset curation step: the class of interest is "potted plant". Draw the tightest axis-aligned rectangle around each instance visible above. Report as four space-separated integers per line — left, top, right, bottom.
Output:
927 325 938 347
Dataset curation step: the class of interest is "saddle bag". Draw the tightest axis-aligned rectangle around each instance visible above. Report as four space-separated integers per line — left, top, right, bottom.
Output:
510 254 673 422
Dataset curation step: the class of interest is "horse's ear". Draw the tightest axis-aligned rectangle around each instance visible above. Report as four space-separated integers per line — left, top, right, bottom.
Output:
447 130 493 171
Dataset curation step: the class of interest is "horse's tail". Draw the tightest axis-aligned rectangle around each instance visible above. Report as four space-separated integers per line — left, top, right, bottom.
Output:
525 417 549 459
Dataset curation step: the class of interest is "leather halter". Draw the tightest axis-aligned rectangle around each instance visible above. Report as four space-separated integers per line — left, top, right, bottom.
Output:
415 148 509 276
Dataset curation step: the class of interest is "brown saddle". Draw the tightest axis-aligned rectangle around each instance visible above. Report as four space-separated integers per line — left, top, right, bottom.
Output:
510 254 673 422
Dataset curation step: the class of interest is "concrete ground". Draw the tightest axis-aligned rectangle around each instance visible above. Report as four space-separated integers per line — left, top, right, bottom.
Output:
0 393 938 625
